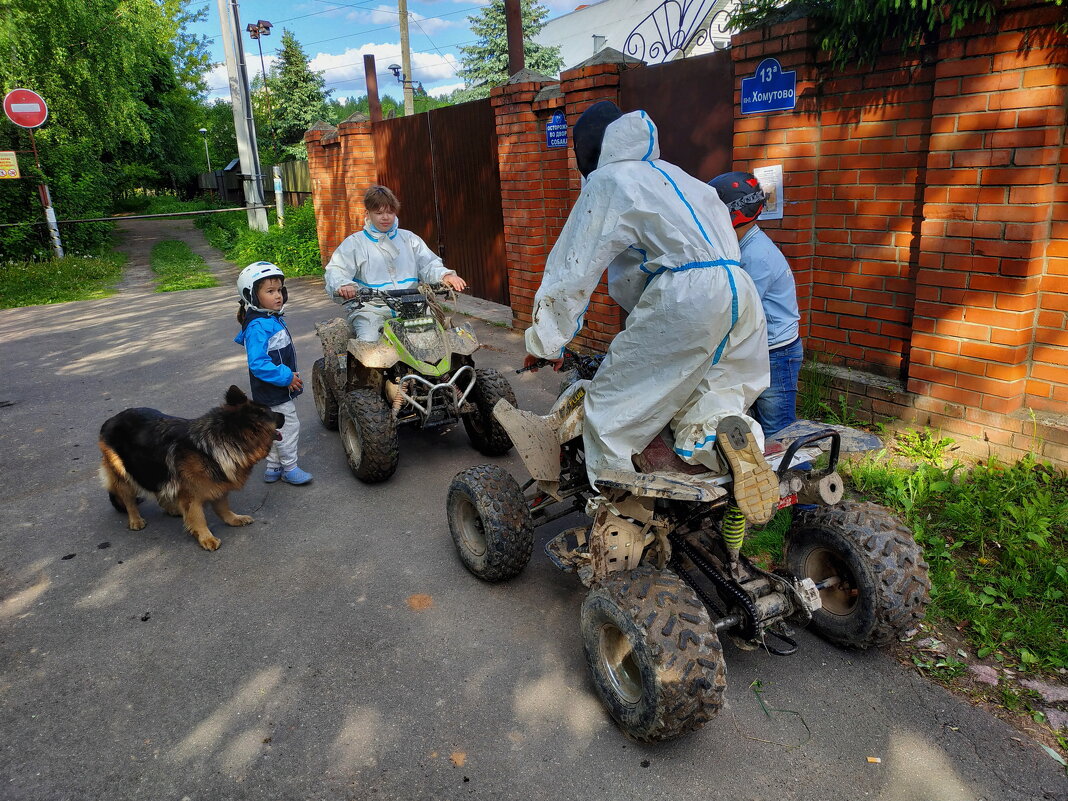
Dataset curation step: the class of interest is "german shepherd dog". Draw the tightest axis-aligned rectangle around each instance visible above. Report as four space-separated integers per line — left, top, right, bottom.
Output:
99 386 285 551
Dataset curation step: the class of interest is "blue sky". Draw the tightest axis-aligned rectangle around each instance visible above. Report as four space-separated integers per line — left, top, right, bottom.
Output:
192 0 577 103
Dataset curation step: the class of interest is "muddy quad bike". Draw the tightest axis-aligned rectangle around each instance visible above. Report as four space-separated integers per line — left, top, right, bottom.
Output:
312 284 516 483
446 349 930 742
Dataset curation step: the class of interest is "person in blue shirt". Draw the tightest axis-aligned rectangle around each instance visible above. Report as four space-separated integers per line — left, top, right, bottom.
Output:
710 171 802 438
234 261 313 485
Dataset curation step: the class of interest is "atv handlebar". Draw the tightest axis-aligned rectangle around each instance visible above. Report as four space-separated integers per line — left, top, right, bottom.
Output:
517 348 604 380
343 283 451 311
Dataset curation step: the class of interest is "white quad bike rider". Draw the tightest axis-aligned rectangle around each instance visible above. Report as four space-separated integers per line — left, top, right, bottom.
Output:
521 101 780 526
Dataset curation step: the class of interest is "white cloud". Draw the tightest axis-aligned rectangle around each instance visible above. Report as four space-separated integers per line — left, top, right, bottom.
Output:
311 43 460 93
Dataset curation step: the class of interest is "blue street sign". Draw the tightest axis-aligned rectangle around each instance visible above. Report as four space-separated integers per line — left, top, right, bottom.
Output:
740 58 796 115
546 111 567 148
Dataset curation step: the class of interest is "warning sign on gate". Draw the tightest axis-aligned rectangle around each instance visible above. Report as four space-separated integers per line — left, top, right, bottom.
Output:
0 151 19 179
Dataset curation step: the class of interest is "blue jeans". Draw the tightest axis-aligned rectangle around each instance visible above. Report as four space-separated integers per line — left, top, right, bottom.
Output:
752 338 803 439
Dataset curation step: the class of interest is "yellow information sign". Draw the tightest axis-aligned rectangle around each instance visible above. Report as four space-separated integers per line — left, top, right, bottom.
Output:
0 151 20 179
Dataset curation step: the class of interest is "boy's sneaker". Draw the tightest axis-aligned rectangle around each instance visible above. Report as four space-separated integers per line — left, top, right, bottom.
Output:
264 466 283 483
716 415 779 525
281 466 313 485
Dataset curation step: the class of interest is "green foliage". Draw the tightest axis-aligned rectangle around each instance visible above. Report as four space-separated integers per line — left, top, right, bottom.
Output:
728 0 1067 69
454 0 563 101
149 240 217 292
845 453 1068 672
265 30 331 160
198 199 322 277
894 428 958 463
0 0 211 258
0 250 124 308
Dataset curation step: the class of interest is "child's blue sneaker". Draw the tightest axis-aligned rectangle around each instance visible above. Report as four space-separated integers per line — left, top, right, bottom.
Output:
264 466 283 483
281 466 313 485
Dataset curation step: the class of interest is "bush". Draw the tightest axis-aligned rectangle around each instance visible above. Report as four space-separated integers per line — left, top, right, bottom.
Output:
197 199 322 276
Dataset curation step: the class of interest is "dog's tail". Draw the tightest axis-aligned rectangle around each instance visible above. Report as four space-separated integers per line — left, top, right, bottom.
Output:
99 441 130 486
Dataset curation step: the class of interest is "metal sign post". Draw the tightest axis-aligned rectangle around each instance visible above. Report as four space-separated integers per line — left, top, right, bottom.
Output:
273 165 285 227
3 88 63 258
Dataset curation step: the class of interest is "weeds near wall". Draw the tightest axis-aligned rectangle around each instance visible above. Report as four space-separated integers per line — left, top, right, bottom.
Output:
198 199 322 277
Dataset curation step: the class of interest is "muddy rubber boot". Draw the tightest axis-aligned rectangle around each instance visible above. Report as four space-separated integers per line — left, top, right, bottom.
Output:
716 415 779 525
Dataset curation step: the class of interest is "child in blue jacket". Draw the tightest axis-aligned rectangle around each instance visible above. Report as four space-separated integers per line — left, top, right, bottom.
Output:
235 261 313 485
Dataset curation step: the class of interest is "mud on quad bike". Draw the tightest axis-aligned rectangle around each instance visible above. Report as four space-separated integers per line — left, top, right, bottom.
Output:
446 349 931 742
312 284 516 483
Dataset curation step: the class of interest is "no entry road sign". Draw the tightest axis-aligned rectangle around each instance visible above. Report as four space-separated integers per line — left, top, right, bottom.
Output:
3 88 48 129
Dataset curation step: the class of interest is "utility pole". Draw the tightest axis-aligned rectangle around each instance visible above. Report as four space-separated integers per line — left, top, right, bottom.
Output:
397 0 414 115
216 0 268 232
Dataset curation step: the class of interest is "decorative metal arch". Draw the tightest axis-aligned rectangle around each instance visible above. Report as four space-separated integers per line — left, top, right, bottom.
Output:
624 0 734 64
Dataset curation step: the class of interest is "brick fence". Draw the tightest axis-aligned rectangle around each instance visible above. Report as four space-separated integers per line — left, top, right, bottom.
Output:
305 2 1068 465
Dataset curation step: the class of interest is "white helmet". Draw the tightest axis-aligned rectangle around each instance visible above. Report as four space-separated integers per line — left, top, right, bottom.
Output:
237 261 287 311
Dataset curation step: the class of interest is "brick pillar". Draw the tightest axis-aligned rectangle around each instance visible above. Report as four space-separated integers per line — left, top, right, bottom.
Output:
729 19 820 348
909 3 1068 416
491 74 562 330
304 114 377 265
558 58 627 350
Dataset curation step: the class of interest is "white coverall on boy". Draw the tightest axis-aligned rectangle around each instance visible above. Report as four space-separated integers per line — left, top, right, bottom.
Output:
525 108 771 486
324 218 456 341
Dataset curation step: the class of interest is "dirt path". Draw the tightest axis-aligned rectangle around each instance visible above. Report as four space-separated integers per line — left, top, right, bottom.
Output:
113 217 238 294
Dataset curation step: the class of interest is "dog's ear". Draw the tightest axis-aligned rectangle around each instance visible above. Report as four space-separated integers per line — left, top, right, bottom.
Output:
225 385 248 406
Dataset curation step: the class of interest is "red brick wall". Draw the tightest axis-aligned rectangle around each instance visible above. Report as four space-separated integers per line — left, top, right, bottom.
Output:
728 3 1068 461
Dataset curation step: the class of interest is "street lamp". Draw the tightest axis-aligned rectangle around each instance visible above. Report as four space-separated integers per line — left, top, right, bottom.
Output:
198 127 211 172
387 64 424 101
246 19 275 157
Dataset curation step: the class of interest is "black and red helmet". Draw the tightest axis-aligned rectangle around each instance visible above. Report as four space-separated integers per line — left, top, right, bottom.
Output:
709 171 766 228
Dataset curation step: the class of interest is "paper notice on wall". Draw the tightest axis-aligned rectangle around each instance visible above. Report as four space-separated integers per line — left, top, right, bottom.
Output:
753 164 783 220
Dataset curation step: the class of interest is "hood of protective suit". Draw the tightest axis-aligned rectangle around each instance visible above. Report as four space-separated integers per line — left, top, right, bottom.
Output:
574 101 623 178
595 111 662 171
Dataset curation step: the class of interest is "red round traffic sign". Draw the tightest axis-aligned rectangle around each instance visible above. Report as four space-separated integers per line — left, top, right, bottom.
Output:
3 88 48 129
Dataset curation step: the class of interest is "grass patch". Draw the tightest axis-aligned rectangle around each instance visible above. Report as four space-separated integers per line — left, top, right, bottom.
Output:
150 240 218 292
0 250 125 308
845 451 1068 674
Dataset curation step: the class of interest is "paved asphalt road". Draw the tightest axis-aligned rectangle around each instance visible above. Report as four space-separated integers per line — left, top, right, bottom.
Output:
0 219 1064 800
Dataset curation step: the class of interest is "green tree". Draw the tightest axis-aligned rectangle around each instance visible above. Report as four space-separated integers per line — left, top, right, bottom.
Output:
266 30 331 159
454 0 562 102
0 0 210 258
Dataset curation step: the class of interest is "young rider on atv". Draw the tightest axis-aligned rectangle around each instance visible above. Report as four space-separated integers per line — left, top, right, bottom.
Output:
324 185 467 341
522 102 778 522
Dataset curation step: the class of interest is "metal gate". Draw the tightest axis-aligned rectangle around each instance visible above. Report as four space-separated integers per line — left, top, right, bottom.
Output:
620 49 734 182
372 99 509 306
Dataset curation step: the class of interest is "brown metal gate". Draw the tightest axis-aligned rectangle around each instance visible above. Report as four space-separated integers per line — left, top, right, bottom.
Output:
371 99 508 306
620 49 734 182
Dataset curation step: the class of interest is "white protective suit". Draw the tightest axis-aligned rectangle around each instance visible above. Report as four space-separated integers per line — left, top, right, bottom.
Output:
323 218 455 340
525 110 771 483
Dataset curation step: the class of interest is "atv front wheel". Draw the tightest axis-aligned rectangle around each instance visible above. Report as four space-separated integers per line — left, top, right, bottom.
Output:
340 389 399 483
447 464 533 581
462 368 516 456
312 357 339 430
581 566 727 742
785 500 930 649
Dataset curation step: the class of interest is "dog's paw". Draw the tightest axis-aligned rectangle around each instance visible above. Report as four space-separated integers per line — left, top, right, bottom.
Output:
226 514 254 527
128 518 147 531
195 533 221 551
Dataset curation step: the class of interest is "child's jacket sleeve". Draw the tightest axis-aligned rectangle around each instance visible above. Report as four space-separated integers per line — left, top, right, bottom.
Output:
242 319 295 387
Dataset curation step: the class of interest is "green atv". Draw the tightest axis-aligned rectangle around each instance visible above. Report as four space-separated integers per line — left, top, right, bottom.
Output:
312 284 515 482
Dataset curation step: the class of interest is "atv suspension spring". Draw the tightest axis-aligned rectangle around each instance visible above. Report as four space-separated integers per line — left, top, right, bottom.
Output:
722 505 747 556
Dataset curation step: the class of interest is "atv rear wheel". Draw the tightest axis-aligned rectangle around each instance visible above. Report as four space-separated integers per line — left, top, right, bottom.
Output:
581 565 727 742
785 500 930 649
462 368 516 457
312 357 339 430
340 389 399 483
447 464 533 582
